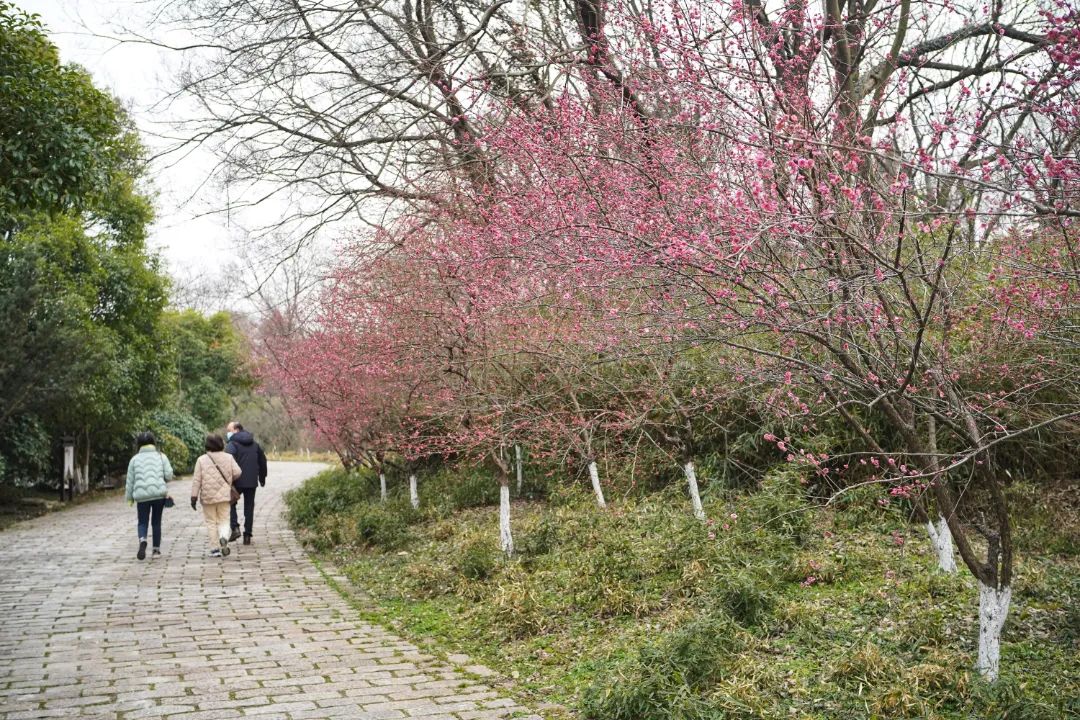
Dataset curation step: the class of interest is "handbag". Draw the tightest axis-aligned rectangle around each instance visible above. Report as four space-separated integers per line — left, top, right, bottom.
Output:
209 455 241 503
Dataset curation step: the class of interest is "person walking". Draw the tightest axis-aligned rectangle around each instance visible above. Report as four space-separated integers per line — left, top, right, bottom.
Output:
125 431 173 560
190 433 242 558
225 421 267 545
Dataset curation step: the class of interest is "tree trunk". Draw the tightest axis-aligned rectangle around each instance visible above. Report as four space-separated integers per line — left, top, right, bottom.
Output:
499 480 513 556
926 514 957 572
80 430 91 493
587 460 607 508
515 444 523 493
409 474 419 509
977 582 1012 682
683 460 705 520
379 472 387 503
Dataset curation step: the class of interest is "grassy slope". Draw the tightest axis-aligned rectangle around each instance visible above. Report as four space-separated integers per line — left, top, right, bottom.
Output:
286 467 1079 719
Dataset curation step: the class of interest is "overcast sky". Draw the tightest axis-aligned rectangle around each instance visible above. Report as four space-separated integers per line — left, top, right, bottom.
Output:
18 0 237 277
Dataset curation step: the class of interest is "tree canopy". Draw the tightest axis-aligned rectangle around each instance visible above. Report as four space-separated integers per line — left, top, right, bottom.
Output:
0 2 171 485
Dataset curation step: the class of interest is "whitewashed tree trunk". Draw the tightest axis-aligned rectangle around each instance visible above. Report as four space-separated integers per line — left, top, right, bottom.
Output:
977 582 1012 682
379 472 387 503
79 438 90 493
409 474 419 509
926 515 957 572
499 483 513 556
683 461 705 520
587 460 607 508
514 444 523 493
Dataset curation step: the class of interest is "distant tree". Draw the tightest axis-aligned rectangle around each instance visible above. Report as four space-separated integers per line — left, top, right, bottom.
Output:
161 310 255 429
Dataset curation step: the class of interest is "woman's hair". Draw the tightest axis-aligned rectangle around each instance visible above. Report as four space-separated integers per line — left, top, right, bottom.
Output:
205 433 225 452
135 431 156 447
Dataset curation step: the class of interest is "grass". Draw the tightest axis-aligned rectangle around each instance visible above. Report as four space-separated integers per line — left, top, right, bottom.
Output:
285 465 1080 719
265 449 340 463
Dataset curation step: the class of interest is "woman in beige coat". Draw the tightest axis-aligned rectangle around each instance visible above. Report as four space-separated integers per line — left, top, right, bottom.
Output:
190 434 242 557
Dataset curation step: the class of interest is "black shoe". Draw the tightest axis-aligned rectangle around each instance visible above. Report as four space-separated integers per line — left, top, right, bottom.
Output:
219 536 231 557
151 548 161 559
243 534 251 545
229 528 241 542
137 540 147 560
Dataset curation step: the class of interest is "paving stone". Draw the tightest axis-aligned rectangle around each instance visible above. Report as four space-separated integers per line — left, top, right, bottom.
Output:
0 462 543 720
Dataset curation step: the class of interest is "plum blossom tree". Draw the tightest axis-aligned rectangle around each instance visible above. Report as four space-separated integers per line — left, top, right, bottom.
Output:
261 0 1077 683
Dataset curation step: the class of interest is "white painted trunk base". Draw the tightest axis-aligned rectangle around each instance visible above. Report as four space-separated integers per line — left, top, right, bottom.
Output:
926 515 957 572
977 582 1011 682
683 461 705 520
499 484 513 556
515 445 523 493
379 473 387 503
588 461 607 508
409 474 419 509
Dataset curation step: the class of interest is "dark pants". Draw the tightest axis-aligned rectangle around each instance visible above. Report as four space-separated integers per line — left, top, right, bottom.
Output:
136 498 166 548
230 487 257 536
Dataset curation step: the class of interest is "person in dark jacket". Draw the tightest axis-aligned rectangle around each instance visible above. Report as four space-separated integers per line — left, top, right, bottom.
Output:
225 421 267 545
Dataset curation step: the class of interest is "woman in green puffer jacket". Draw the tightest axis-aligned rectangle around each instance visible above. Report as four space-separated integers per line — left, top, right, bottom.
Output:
125 431 174 560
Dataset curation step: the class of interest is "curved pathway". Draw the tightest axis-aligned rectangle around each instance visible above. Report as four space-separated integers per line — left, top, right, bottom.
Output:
0 462 542 720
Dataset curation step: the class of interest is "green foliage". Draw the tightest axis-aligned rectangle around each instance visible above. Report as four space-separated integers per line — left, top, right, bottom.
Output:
830 482 893 530
456 535 499 580
350 502 412 550
581 614 752 720
145 408 206 474
713 572 775 628
742 465 812 545
444 467 502 509
155 432 188 475
0 4 170 487
0 415 51 486
286 463 1079 719
161 310 254 429
285 467 377 528
0 2 129 226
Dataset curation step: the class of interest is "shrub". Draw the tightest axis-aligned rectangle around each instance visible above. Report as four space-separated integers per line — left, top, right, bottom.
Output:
285 467 375 529
714 573 775 628
515 514 559 558
831 482 894 529
404 561 457 598
156 432 189 476
447 470 501 509
146 408 206 473
456 535 499 580
0 415 51 486
743 466 811 545
490 567 553 638
351 502 411 550
580 614 751 720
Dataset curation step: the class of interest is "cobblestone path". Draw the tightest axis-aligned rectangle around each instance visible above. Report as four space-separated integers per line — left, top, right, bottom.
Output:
0 462 542 720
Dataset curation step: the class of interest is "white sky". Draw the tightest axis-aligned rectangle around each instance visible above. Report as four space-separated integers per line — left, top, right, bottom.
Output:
18 0 238 277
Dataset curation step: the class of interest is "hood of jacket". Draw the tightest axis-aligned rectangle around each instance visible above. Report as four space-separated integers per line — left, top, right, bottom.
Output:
231 431 255 446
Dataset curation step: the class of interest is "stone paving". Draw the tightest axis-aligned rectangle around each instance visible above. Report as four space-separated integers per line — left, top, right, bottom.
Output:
0 462 543 720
